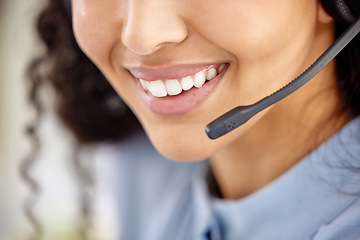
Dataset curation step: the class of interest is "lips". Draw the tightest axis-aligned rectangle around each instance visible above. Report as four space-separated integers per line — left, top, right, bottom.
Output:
128 63 229 115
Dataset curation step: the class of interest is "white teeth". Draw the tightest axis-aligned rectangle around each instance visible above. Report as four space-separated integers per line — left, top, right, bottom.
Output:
139 79 148 91
206 68 217 80
149 80 167 97
218 64 226 73
145 81 150 90
139 64 227 97
165 79 183 96
194 71 206 88
181 76 194 91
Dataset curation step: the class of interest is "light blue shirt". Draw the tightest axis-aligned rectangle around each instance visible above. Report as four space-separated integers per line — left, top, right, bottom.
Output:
96 117 360 240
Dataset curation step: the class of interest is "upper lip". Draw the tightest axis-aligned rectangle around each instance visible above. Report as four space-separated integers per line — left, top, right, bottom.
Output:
127 63 226 81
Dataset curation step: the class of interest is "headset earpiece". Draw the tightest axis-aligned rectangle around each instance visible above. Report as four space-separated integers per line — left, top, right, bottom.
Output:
320 0 359 23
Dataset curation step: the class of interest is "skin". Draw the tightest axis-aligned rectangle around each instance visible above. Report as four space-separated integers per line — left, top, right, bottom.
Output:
72 0 349 199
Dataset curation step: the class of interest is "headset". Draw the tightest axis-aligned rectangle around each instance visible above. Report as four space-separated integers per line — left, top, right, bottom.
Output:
206 0 360 139
61 0 360 139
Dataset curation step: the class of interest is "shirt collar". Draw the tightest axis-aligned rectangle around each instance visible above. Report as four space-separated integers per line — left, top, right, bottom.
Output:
192 117 360 240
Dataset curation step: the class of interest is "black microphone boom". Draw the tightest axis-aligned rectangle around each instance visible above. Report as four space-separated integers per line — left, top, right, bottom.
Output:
206 17 360 140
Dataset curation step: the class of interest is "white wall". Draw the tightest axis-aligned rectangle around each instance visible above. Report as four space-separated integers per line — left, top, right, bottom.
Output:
1 1 42 238
0 1 81 239
0 1 119 239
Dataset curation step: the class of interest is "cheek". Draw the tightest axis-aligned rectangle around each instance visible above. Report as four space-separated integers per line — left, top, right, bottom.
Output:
72 1 121 71
188 0 312 59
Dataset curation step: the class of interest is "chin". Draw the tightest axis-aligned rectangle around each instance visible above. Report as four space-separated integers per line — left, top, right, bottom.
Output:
145 130 215 162
154 140 213 162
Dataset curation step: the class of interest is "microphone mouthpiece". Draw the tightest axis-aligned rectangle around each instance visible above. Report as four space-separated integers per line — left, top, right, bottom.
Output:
205 106 255 139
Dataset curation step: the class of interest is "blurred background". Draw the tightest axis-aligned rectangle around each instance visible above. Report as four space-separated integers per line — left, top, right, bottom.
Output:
0 1 119 239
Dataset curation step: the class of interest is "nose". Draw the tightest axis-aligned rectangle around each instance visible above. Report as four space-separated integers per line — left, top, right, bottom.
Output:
121 1 188 55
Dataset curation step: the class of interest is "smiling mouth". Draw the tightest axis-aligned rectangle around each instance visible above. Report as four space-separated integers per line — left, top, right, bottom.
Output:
129 63 229 115
137 63 227 97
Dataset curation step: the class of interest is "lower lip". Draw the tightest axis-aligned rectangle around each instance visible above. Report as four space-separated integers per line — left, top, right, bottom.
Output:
134 65 229 115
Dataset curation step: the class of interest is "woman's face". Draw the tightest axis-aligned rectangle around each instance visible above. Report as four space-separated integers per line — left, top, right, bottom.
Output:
72 0 322 161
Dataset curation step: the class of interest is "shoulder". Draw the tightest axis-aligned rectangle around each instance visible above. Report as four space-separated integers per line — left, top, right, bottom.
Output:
94 130 202 199
303 116 360 240
311 196 360 240
93 130 203 240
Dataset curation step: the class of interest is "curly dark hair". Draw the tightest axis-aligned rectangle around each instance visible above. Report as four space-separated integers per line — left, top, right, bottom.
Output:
336 23 360 118
29 0 141 145
24 1 140 238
